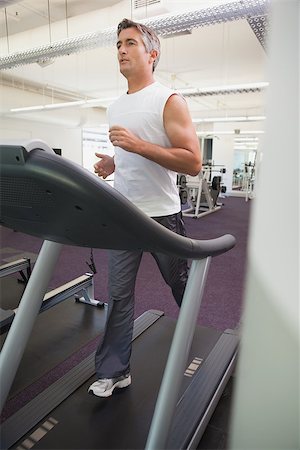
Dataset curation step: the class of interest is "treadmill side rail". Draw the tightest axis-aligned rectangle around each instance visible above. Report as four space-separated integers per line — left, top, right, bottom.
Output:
168 331 238 449
146 257 211 450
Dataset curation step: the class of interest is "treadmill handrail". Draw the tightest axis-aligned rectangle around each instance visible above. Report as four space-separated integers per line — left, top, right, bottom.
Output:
0 141 236 259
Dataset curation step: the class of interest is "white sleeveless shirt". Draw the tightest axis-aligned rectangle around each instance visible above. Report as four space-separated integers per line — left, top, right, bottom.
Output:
107 81 181 217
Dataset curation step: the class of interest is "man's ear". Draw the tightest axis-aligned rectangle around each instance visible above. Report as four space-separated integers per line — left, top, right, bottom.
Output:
150 49 158 63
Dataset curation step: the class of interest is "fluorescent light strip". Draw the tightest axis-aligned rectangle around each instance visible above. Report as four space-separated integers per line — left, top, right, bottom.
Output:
180 82 269 96
85 97 117 105
193 116 266 123
45 100 85 109
235 137 259 141
10 105 45 112
197 130 265 136
9 98 115 113
235 144 259 148
234 149 258 151
9 81 268 114
10 100 86 113
10 105 266 122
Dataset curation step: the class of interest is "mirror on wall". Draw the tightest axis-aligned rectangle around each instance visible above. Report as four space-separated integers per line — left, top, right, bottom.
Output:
200 138 213 165
232 137 259 199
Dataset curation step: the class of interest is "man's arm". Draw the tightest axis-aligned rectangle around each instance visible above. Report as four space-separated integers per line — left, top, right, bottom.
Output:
108 94 202 176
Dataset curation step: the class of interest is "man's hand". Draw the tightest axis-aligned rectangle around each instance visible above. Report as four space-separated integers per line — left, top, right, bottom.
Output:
94 153 115 179
109 126 141 153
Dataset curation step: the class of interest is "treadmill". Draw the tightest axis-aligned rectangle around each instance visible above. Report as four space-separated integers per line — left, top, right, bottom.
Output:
0 140 238 449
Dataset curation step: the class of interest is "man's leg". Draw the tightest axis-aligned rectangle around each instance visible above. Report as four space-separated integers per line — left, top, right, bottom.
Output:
95 249 143 379
152 212 189 307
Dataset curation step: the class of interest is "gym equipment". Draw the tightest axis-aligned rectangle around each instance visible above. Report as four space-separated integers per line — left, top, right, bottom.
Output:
0 272 102 334
0 257 31 283
0 140 237 450
243 161 256 202
177 174 188 204
180 165 226 218
232 158 256 201
0 257 31 331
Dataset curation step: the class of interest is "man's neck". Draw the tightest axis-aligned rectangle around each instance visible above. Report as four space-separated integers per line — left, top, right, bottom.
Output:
126 75 155 94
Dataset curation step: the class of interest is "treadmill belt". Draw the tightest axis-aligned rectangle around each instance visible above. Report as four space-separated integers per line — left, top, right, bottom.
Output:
0 276 25 311
11 315 222 449
0 293 107 398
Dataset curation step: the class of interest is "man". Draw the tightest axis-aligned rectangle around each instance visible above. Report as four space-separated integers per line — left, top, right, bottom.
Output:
89 18 201 397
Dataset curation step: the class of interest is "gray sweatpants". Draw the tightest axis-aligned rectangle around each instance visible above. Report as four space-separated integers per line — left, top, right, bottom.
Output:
95 212 188 379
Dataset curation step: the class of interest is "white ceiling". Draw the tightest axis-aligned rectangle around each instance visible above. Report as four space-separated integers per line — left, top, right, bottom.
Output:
0 0 121 36
0 0 269 130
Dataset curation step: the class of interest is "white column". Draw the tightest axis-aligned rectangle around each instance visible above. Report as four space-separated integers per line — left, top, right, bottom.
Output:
229 2 299 449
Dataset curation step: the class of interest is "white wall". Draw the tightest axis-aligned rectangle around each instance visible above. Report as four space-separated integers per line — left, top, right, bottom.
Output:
0 85 107 165
0 116 82 164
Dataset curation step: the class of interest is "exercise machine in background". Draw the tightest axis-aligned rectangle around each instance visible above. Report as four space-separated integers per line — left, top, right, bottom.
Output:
232 158 256 202
178 164 227 219
243 161 256 202
0 258 32 284
0 268 102 334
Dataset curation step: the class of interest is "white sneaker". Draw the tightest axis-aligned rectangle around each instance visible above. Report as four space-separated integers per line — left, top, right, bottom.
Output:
88 374 131 397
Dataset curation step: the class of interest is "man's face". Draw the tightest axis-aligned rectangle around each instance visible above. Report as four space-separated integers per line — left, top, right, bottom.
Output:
116 27 154 77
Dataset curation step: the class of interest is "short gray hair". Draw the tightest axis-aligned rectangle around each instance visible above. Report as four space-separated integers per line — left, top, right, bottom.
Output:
117 18 160 71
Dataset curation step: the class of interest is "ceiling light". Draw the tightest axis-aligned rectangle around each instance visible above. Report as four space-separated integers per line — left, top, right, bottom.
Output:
44 100 85 109
10 105 45 112
8 96 117 114
84 97 117 106
162 29 192 38
197 130 265 136
179 82 269 97
193 116 266 123
9 100 86 113
234 137 259 141
234 143 259 147
36 58 55 68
